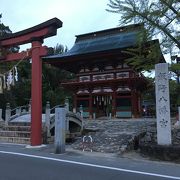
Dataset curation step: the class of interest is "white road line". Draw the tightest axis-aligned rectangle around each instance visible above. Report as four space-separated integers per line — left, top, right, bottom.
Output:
0 150 180 180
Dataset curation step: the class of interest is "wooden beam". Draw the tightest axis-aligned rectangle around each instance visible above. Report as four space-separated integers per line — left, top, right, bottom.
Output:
0 46 48 62
0 18 62 47
1 28 49 47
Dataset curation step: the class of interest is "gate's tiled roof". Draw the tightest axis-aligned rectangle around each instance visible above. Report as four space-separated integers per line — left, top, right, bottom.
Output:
45 24 143 60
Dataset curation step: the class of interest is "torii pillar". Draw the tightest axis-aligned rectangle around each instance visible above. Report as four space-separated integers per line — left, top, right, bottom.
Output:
31 40 43 145
0 18 62 146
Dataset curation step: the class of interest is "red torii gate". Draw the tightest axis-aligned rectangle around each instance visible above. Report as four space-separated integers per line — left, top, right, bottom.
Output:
0 18 62 146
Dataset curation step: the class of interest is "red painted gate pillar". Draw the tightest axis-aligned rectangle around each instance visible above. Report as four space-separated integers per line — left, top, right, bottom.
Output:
31 41 42 146
0 18 62 146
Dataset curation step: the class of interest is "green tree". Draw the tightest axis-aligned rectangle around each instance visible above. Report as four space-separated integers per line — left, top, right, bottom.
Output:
106 0 180 72
0 14 22 111
0 61 31 110
106 1 180 108
42 63 73 109
0 14 11 36
170 55 180 84
0 14 19 54
53 43 68 55
106 0 179 54
42 43 73 109
142 78 180 116
169 80 180 114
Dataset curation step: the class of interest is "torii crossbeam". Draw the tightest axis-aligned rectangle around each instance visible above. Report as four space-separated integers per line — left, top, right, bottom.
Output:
0 18 62 146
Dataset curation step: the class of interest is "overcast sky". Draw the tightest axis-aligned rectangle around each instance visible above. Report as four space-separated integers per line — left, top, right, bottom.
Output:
1 0 120 50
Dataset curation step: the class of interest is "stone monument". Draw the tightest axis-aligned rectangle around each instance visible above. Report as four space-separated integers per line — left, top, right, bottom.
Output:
155 63 172 145
55 107 66 154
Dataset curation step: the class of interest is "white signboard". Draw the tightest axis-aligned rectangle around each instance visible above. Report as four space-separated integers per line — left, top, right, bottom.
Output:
155 63 172 145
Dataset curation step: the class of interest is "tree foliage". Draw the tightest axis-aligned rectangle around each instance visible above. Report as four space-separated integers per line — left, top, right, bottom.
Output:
42 63 74 109
122 39 162 72
107 1 180 107
142 78 180 115
169 80 180 111
106 0 180 54
53 43 68 55
0 14 19 54
0 14 11 36
0 47 72 111
170 55 180 84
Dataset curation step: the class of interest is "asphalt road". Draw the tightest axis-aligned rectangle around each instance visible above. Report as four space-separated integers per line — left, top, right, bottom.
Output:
0 144 180 180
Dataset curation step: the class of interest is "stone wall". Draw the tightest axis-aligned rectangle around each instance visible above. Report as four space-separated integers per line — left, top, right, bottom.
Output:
139 123 180 161
72 119 156 154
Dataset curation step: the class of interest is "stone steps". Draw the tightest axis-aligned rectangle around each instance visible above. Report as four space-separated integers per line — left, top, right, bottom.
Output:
0 136 30 144
3 126 31 131
0 121 31 144
8 122 31 126
0 131 30 138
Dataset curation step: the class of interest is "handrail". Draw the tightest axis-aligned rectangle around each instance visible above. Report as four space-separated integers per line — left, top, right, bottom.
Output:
4 102 83 139
8 104 31 122
50 104 64 114
11 105 30 114
49 111 82 131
